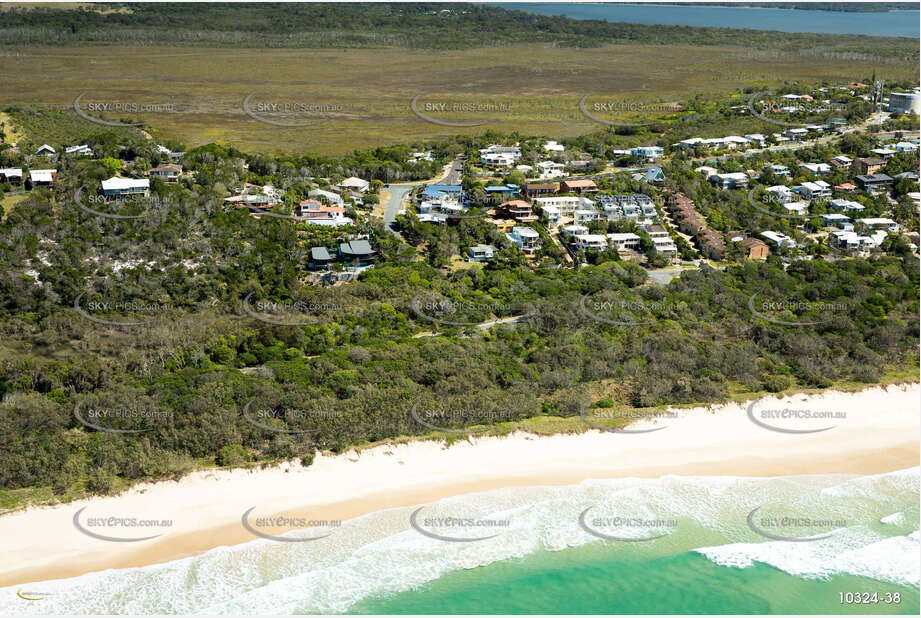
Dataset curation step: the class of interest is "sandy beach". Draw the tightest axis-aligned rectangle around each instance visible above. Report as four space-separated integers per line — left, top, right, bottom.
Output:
1 383 918 587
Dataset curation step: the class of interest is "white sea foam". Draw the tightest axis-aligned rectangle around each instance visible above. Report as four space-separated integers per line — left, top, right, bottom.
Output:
1 468 917 615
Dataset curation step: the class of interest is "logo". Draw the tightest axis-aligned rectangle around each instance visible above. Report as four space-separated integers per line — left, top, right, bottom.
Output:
579 94 690 127
72 506 170 542
242 92 343 127
241 400 319 434
408 506 509 542
745 399 842 434
746 505 844 542
240 507 338 543
578 402 674 434
578 507 677 542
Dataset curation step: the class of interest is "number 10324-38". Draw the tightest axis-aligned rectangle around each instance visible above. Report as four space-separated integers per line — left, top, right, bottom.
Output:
839 592 901 604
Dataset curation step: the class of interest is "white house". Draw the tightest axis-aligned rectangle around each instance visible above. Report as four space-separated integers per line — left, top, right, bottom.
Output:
764 163 791 177
744 133 767 147
532 196 594 216
765 185 794 203
800 162 831 175
894 141 919 153
761 231 796 248
29 169 57 186
821 213 853 230
782 201 809 216
467 244 497 263
782 128 809 140
308 188 345 207
856 218 899 233
101 176 150 197
630 146 663 160
335 177 370 193
607 232 642 250
695 165 718 178
799 181 831 201
507 226 541 254
539 204 560 225
36 144 55 156
543 140 565 152
65 144 93 156
829 198 865 213
572 233 608 251
709 172 749 190
561 224 589 238
0 168 23 183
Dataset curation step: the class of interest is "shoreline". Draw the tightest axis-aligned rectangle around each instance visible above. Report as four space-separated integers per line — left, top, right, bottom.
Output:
1 383 918 587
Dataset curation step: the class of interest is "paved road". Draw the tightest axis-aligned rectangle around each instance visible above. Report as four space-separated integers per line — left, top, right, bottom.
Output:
383 184 413 231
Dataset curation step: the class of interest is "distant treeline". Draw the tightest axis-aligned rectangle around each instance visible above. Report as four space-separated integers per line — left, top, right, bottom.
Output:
0 2 915 57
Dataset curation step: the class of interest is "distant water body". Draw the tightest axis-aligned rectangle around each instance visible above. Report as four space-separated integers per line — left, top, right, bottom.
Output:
493 3 920 38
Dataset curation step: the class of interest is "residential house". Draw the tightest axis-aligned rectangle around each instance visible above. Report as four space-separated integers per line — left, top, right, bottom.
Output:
0 168 23 184
148 163 182 183
572 233 609 251
29 169 57 187
800 162 831 175
854 174 894 194
499 199 538 223
697 229 725 260
338 240 376 267
829 155 853 169
507 226 541 255
561 224 589 239
467 244 497 263
871 147 896 159
532 195 594 216
856 218 899 233
308 246 335 271
539 204 560 225
573 207 601 224
829 198 866 213
739 237 769 260
821 213 853 230
853 157 886 175
295 200 353 226
798 181 831 201
335 177 370 194
764 163 791 178
765 185 794 203
485 185 519 201
646 224 677 256
536 160 568 180
36 144 55 157
606 232 642 251
894 141 919 153
101 176 149 197
783 201 809 216
761 231 795 248
308 189 345 207
543 140 565 152
524 183 557 199
695 166 718 179
559 179 598 194
643 166 666 185
744 134 767 147
630 146 664 161
65 144 93 157
709 172 749 190
782 128 809 140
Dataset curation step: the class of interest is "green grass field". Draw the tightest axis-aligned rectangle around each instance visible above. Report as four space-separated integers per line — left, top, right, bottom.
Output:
0 43 916 154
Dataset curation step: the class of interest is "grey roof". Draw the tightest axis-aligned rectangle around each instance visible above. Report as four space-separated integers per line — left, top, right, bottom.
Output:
339 240 375 256
310 246 332 261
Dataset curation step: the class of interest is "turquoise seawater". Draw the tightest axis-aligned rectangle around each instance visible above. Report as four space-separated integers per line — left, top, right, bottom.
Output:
1 469 918 614
351 545 919 614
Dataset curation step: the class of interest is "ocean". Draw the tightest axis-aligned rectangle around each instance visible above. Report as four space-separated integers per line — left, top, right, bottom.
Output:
492 3 920 38
2 469 918 614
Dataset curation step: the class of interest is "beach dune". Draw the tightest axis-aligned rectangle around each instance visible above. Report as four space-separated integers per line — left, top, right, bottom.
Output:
0 384 917 587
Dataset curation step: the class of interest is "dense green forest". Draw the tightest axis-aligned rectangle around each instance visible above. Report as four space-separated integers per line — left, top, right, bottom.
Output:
0 125 918 507
0 2 915 58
